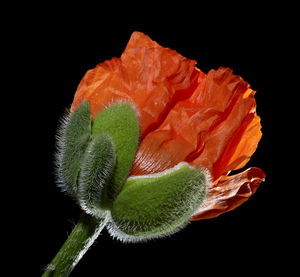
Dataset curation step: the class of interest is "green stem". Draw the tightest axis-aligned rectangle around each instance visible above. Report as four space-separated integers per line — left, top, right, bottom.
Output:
42 213 109 277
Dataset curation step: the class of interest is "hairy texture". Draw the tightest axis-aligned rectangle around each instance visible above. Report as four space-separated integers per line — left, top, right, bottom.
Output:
55 101 91 198
108 162 209 242
69 31 265 222
91 103 140 202
78 134 116 217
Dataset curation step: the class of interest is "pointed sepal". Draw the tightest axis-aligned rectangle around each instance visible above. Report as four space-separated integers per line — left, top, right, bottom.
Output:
91 103 140 202
78 133 116 217
56 101 91 198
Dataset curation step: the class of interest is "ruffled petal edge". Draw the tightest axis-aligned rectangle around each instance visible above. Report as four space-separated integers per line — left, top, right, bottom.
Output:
190 167 266 221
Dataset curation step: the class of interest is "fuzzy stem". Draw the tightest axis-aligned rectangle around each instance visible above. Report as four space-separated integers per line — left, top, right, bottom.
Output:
42 213 109 277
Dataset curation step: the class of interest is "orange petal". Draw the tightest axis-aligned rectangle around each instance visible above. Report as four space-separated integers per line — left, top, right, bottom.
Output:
211 112 262 177
71 31 198 137
131 67 262 178
190 167 266 221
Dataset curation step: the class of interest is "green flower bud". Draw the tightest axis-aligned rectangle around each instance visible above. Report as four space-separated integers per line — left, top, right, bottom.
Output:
108 162 209 242
91 103 140 203
56 101 140 214
56 101 91 198
56 101 209 244
78 133 116 217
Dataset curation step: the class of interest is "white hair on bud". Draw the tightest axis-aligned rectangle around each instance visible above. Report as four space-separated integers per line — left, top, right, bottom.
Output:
126 162 191 181
191 165 214 217
53 107 72 194
78 161 112 218
106 162 211 243
103 98 140 121
193 164 213 193
77 135 116 218
105 211 190 243
53 101 93 199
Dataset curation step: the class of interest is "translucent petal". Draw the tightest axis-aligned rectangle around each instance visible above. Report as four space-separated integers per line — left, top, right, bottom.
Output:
190 167 266 220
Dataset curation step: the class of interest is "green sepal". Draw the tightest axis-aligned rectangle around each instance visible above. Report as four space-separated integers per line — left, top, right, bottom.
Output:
91 103 140 202
57 101 91 198
78 133 116 216
110 162 208 242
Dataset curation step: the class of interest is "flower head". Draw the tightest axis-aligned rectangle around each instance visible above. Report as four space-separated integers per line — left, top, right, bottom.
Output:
71 31 265 222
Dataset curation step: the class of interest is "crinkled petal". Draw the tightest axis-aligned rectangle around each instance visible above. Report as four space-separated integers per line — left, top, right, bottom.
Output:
131 67 262 180
70 32 265 221
190 167 266 221
71 31 198 137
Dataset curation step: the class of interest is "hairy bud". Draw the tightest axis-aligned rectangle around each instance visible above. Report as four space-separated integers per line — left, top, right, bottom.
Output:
91 103 140 202
78 133 116 217
55 101 140 215
108 162 209 242
56 101 210 243
56 101 91 198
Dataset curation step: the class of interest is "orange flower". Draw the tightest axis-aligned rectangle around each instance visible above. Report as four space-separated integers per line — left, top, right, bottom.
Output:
71 31 265 221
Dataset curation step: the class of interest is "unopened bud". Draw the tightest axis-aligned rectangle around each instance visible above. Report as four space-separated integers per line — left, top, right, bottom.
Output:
78 133 116 217
56 101 91 198
108 162 209 242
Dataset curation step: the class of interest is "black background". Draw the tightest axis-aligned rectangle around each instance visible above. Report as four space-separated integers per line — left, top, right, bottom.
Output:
8 4 294 276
